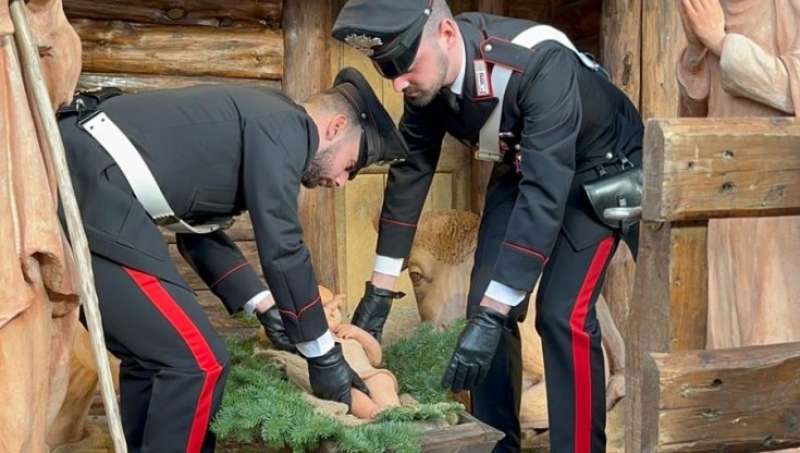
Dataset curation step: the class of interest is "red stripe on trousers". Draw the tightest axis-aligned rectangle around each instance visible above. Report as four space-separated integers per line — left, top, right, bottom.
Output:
569 237 614 453
124 267 223 453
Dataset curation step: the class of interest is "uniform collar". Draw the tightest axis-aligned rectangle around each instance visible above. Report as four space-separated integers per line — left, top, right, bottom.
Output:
448 33 467 96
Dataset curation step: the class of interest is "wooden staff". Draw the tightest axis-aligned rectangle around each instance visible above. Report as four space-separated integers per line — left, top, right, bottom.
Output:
8 1 127 451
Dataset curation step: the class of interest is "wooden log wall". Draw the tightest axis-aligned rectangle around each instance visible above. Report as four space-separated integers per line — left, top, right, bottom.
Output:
65 0 284 92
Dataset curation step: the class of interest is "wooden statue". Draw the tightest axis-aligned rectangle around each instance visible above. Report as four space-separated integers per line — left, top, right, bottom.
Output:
677 0 800 349
321 286 402 419
0 0 82 451
405 210 626 432
261 286 401 420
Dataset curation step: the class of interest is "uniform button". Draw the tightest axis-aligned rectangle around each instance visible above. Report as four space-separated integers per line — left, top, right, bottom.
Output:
514 144 521 150
484 44 493 52
605 152 614 159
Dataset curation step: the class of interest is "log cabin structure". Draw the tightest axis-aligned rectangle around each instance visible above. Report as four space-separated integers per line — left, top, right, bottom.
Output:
58 0 800 451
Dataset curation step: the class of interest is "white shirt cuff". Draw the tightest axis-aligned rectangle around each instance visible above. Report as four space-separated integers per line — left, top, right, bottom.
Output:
296 330 335 358
485 281 527 307
243 290 271 315
373 255 404 277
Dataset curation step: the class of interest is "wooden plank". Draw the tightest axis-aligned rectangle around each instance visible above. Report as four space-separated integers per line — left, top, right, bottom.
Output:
642 343 800 452
343 174 386 313
626 220 709 452
422 413 505 452
72 19 283 80
63 0 281 27
79 72 280 93
168 241 262 291
601 0 641 107
640 0 684 119
643 118 800 222
283 0 339 291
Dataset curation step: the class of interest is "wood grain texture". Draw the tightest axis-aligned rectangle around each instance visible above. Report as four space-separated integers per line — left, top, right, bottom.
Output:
63 0 282 28
601 0 641 107
643 118 800 222
283 0 339 291
642 343 800 452
78 72 280 93
626 220 709 452
640 0 684 119
72 19 283 79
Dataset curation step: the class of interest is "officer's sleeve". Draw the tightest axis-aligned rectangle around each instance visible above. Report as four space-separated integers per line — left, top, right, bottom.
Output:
176 231 268 314
491 44 581 292
376 102 446 259
241 115 327 343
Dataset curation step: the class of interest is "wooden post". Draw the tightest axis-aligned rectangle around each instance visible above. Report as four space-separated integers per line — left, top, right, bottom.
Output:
601 0 641 108
640 0 684 119
599 0 642 362
9 1 126 451
627 5 685 448
282 0 339 291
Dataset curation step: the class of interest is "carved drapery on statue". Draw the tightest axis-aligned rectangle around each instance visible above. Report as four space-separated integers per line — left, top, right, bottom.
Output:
677 0 800 349
0 0 81 451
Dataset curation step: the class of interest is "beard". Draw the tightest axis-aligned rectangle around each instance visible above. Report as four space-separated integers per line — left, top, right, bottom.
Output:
405 43 450 107
301 145 337 188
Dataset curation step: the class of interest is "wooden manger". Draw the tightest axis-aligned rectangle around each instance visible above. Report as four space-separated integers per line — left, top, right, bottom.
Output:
626 117 800 452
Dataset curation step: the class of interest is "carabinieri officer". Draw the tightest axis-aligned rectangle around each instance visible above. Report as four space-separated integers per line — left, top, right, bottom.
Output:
333 1 643 452
58 68 407 453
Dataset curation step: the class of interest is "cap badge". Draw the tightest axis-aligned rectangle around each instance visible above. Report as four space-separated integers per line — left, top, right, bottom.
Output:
344 34 383 57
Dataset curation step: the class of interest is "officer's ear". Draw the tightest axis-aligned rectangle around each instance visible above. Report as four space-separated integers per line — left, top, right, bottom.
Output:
437 18 459 49
325 113 349 142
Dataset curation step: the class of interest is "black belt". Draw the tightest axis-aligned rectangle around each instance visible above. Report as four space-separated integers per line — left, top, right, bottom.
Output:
57 87 123 121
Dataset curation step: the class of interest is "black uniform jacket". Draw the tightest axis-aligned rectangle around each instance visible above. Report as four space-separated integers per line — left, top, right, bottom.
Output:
59 85 327 343
377 13 644 293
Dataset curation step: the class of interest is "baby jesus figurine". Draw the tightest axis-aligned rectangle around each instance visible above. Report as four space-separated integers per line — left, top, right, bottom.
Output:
320 286 401 419
258 286 401 420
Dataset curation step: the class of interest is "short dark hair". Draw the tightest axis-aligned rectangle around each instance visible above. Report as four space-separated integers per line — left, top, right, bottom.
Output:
422 0 455 39
305 89 359 130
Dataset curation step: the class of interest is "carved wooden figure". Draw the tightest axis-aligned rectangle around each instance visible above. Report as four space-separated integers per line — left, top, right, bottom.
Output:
0 1 81 451
677 0 800 350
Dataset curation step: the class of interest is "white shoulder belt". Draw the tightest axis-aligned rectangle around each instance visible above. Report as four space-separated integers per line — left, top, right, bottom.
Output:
80 112 226 234
477 25 601 162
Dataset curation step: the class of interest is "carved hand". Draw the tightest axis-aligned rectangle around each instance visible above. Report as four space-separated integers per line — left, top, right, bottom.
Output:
682 0 727 56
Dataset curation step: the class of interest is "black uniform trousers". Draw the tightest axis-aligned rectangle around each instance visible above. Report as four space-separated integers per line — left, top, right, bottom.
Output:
89 252 230 453
466 163 638 453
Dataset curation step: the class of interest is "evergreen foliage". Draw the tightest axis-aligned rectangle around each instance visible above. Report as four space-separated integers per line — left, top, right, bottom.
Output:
212 321 466 452
383 320 466 404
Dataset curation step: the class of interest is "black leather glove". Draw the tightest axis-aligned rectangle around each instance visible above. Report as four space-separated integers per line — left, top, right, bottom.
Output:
351 282 405 342
307 343 370 409
441 306 508 392
256 306 297 353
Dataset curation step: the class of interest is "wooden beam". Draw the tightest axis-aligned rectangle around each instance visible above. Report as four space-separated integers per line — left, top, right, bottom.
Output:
282 0 339 291
601 0 641 107
642 342 800 452
63 0 282 27
640 0 684 119
626 219 709 452
72 19 283 80
643 118 800 222
79 72 280 94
